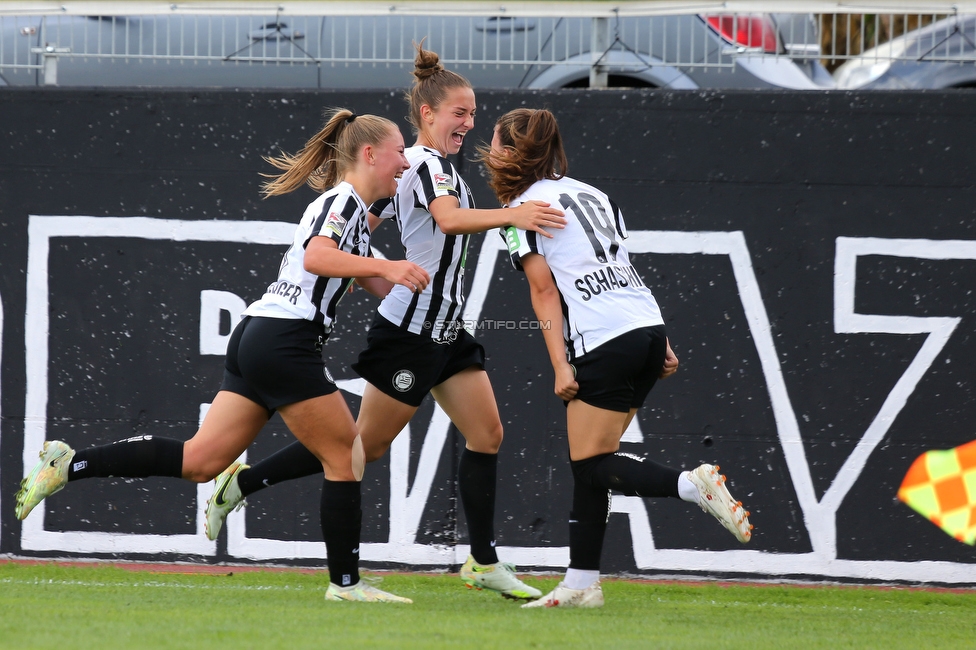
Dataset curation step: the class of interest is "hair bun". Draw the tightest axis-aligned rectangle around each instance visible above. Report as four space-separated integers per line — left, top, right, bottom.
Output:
412 41 444 82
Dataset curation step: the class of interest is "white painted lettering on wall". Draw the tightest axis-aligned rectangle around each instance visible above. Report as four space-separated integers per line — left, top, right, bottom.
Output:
19 216 976 583
199 289 246 356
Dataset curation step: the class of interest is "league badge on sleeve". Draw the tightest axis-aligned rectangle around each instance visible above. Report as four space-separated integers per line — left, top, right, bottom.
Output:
434 173 453 191
325 211 347 237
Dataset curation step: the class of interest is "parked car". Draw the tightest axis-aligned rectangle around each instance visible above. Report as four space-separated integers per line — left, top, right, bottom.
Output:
834 14 976 89
0 12 832 90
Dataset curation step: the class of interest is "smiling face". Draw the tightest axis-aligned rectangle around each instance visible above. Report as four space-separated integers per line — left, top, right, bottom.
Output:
417 85 476 156
368 127 409 201
347 125 409 206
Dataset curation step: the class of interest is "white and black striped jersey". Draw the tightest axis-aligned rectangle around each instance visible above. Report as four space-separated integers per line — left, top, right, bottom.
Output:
372 146 473 341
505 176 664 360
244 180 371 333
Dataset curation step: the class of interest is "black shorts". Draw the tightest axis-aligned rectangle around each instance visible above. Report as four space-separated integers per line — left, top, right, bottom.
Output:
220 315 338 412
571 325 668 413
352 313 486 407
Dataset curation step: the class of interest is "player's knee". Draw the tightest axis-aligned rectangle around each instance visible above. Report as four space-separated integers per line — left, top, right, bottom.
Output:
486 422 503 452
469 421 503 454
181 464 219 483
363 440 391 463
179 448 223 482
570 452 612 489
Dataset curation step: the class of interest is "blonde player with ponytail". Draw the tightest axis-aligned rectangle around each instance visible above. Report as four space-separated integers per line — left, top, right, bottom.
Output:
17 108 427 604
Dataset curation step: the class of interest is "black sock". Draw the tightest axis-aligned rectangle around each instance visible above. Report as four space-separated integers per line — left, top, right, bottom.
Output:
67 435 184 481
568 480 610 571
320 479 362 588
237 441 322 498
572 452 681 498
458 448 499 565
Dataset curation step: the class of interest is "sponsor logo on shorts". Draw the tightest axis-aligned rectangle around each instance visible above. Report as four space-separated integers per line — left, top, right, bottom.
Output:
323 366 335 384
393 369 415 392
324 211 347 237
434 172 453 191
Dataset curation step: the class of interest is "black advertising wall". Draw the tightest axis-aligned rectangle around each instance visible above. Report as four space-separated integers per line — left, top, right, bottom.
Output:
1 88 974 584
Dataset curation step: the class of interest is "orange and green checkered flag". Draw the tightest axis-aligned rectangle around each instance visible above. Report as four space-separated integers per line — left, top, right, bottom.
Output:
898 439 976 545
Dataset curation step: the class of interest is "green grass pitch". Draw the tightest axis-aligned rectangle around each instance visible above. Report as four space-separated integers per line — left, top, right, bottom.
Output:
1 561 973 649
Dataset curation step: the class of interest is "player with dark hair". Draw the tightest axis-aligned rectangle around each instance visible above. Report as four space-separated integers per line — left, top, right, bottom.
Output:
16 108 429 604
203 42 565 601
481 107 753 608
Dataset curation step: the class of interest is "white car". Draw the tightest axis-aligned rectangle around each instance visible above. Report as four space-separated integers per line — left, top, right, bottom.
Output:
834 14 976 89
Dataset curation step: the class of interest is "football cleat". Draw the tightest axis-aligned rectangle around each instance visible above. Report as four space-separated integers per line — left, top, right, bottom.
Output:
204 462 248 540
15 440 75 520
325 579 413 603
460 555 542 600
688 464 753 543
521 581 604 609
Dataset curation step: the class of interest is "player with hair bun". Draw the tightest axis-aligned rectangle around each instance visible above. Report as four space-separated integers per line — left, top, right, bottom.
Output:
204 42 565 601
482 107 754 609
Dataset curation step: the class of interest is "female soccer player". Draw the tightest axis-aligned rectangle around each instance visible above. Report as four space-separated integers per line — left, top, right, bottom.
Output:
481 108 753 608
203 43 564 601
16 108 429 604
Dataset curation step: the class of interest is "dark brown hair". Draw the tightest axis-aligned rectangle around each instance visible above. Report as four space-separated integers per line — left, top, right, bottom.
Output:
479 108 568 206
404 40 472 135
261 108 396 197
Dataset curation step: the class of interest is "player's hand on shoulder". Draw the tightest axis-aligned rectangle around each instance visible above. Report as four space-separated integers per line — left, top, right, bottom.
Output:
511 201 566 239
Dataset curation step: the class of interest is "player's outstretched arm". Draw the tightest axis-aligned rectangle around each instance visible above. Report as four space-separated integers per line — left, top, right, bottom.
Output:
355 276 395 298
429 196 565 238
304 236 429 293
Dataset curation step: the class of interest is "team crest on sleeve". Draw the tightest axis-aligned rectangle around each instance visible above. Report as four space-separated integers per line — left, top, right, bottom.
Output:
325 211 347 237
433 173 453 191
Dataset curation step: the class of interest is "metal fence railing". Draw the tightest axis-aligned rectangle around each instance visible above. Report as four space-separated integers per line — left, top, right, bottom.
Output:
1 10 974 89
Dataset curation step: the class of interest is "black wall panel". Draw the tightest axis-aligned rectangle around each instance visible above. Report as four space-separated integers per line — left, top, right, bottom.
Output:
2 88 974 582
